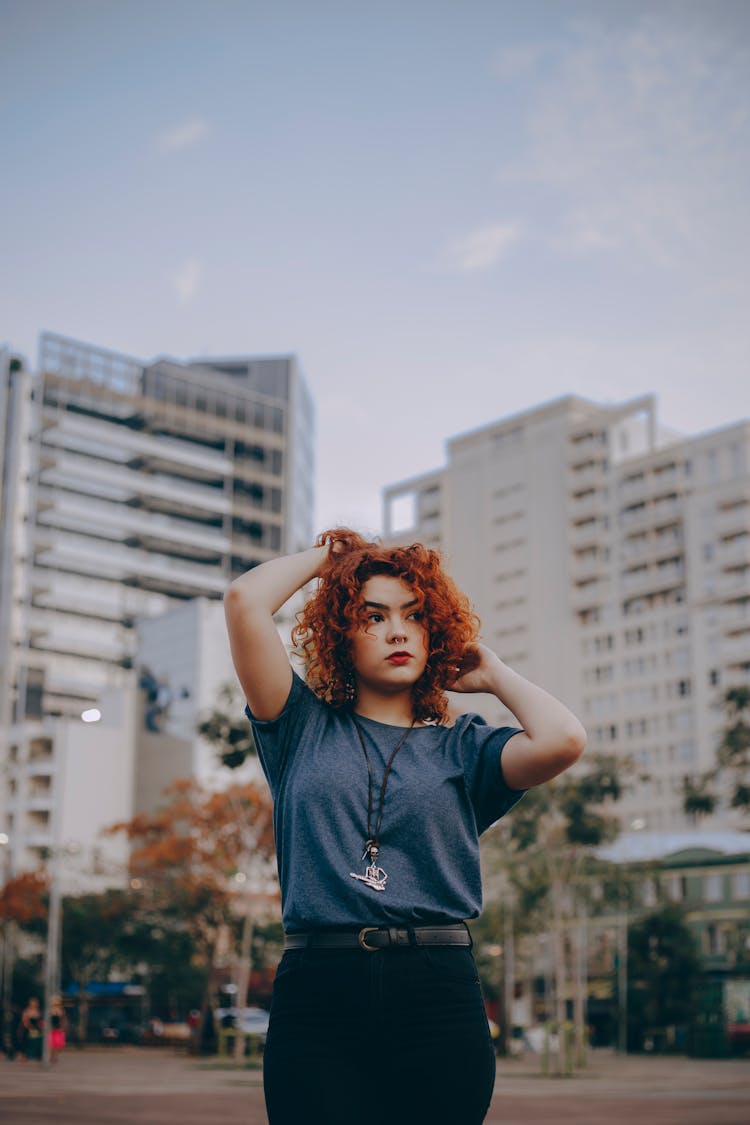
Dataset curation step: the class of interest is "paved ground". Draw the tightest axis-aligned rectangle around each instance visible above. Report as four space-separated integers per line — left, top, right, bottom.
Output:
1 1045 748 1124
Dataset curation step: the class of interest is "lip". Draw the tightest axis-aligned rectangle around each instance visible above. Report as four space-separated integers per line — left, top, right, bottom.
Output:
387 652 412 665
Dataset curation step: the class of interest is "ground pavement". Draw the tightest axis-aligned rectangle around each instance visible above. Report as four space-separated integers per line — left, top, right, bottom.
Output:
1 1044 748 1124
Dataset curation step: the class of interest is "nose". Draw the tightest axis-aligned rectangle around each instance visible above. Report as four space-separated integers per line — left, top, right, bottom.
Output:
388 620 408 645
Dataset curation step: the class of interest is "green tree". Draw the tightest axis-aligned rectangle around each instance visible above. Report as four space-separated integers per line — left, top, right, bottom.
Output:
482 753 627 1072
683 686 750 821
198 683 257 769
61 890 136 1042
625 904 700 1052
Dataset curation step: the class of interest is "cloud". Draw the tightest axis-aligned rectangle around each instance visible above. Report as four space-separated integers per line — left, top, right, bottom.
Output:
173 259 202 303
157 116 210 153
498 10 750 271
446 223 522 272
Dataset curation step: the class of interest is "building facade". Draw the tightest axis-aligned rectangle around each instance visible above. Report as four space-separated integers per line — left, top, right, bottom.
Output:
0 333 314 885
383 394 750 832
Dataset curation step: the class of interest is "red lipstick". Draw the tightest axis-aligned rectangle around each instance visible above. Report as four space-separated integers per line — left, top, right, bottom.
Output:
387 652 411 665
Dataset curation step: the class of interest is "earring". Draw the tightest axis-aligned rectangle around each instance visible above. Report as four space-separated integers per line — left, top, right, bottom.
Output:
344 671 356 703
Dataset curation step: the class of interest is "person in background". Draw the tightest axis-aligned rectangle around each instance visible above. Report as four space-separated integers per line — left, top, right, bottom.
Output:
49 995 67 1062
18 997 43 1062
225 529 587 1124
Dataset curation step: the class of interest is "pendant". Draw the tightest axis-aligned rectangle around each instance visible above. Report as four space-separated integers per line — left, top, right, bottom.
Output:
350 843 388 892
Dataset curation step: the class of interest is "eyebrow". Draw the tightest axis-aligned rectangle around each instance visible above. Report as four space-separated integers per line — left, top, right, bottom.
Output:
363 599 420 611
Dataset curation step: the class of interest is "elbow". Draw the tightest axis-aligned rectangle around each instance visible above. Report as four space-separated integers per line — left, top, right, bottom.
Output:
562 722 587 769
224 581 248 612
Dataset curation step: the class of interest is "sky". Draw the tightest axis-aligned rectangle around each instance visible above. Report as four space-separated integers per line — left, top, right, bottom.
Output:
2 0 749 537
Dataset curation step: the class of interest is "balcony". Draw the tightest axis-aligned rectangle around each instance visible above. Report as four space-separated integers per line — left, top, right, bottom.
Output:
571 553 609 580
722 635 750 665
44 410 232 475
124 554 226 597
621 562 684 598
620 498 682 532
570 491 609 519
621 532 683 565
26 760 55 777
716 514 750 541
570 521 605 548
717 570 750 600
721 602 750 632
568 435 605 465
39 451 231 515
571 581 606 610
27 796 53 813
569 462 606 490
39 493 231 555
718 538 750 568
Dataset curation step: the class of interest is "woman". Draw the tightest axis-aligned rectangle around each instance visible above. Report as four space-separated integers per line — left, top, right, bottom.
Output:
49 995 67 1062
18 997 43 1062
225 529 586 1124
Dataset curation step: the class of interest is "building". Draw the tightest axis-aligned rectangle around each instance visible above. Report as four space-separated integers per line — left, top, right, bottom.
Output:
0 332 314 885
592 830 750 1054
383 393 750 832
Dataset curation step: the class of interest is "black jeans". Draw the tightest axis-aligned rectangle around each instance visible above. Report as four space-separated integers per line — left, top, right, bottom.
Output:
263 943 496 1125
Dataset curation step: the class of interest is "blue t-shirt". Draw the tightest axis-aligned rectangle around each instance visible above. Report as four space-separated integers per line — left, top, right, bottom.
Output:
246 672 525 932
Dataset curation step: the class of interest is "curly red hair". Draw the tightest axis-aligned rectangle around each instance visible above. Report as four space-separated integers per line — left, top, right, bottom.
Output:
291 528 480 724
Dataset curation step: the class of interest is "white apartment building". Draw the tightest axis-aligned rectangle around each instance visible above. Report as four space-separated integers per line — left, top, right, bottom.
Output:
383 394 750 832
0 333 315 885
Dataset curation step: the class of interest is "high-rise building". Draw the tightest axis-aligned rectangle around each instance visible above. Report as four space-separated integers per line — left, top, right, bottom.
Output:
383 394 750 833
0 332 314 881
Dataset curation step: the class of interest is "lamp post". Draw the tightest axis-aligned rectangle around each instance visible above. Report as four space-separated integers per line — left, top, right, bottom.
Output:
41 850 62 1068
41 705 100 1066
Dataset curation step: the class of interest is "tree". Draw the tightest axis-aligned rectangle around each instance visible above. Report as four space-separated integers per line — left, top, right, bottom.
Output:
61 890 136 1042
106 777 276 1054
198 683 273 1056
483 753 627 1073
0 871 47 927
683 686 750 821
198 683 257 770
624 904 700 1052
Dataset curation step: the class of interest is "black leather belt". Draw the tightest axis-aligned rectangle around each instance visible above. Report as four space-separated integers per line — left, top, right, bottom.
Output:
283 923 472 952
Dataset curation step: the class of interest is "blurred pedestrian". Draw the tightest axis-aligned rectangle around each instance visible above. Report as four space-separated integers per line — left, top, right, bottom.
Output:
225 529 586 1124
49 995 67 1062
17 997 43 1062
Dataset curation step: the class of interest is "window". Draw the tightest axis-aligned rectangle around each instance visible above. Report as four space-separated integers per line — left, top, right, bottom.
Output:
642 879 657 907
704 924 726 956
703 874 723 902
666 875 687 902
732 871 750 899
707 449 719 482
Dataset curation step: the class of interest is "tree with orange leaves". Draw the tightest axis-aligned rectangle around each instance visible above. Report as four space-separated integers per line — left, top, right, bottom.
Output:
106 776 277 1050
0 870 48 926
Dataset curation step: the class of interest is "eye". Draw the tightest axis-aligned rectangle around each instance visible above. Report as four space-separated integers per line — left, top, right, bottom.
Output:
366 612 384 623
408 611 422 622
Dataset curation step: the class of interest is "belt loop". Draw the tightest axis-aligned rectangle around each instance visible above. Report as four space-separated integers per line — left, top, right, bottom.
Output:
464 922 473 950
407 925 418 947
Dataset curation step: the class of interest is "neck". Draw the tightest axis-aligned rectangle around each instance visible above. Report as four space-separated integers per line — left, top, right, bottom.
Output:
353 683 416 727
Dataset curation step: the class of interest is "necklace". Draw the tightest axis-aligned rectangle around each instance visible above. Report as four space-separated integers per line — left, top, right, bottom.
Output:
349 714 414 893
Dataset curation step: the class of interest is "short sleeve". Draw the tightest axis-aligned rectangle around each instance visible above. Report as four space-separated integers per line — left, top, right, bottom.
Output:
457 714 527 835
244 671 320 794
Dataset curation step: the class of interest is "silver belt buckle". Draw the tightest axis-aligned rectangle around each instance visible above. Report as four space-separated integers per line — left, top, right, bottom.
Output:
358 926 380 951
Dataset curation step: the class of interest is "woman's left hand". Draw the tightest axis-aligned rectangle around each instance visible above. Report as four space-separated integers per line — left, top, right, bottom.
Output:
448 643 502 694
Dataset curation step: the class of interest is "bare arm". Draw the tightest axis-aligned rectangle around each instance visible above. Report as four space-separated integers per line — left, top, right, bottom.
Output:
450 643 586 789
224 544 329 720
